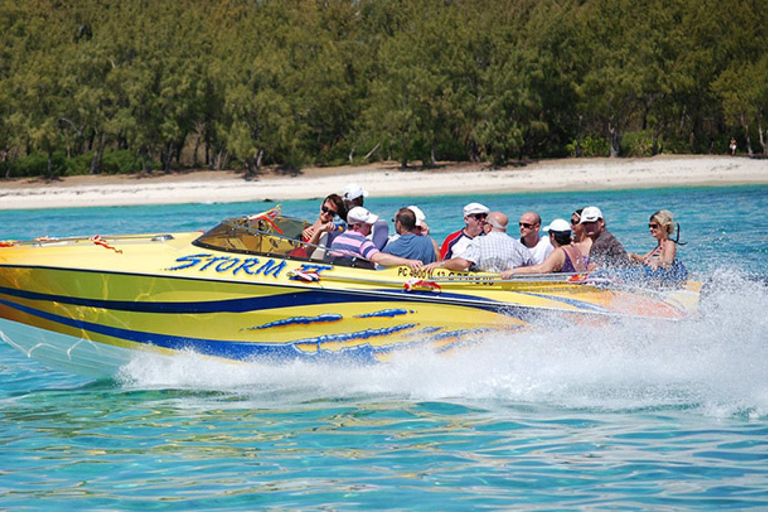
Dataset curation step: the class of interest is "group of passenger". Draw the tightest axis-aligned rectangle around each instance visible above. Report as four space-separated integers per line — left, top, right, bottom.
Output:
298 183 687 284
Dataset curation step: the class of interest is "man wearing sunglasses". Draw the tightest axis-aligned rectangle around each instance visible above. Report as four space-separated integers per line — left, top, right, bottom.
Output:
518 211 553 265
440 202 490 260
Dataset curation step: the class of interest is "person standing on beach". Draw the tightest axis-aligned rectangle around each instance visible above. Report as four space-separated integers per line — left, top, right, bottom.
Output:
440 202 489 260
730 138 737 156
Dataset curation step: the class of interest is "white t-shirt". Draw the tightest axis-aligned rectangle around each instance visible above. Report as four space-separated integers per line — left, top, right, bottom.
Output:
521 236 553 265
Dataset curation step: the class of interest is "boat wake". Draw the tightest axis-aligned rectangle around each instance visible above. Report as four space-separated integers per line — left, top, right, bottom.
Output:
117 271 768 418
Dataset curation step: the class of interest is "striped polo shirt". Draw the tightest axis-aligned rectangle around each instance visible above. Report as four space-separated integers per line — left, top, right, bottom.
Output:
329 230 380 261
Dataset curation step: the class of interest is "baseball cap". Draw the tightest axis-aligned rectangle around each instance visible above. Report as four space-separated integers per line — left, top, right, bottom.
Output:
346 206 378 225
543 218 572 233
463 202 490 217
579 206 603 223
343 183 368 201
407 205 426 227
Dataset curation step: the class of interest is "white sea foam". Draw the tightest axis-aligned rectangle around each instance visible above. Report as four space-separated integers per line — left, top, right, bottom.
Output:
117 272 768 418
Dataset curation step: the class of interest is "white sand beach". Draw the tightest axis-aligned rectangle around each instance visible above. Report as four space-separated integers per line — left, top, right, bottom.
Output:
0 155 765 210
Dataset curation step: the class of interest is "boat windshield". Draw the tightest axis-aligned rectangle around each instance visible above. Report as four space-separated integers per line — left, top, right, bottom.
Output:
193 207 309 258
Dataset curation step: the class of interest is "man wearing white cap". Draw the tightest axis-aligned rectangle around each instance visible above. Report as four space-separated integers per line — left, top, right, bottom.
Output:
342 183 368 214
578 206 629 268
501 219 587 277
329 207 423 271
427 212 532 273
440 202 489 260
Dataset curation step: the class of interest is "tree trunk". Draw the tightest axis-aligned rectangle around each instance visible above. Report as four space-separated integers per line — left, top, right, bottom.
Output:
575 114 583 157
214 149 229 170
3 149 16 179
90 131 104 175
193 135 201 168
742 117 753 156
46 149 54 180
163 142 173 173
244 149 263 180
468 139 481 162
255 148 264 170
140 147 151 174
652 122 664 156
430 142 436 167
608 123 621 157
363 141 380 161
244 157 254 179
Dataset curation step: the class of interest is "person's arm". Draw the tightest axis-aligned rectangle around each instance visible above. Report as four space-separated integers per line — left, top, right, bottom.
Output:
424 256 471 274
502 248 565 278
305 222 335 246
370 252 423 272
302 221 337 256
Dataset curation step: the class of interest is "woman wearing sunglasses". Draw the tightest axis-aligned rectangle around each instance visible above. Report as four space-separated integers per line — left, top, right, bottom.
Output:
628 210 687 284
629 210 678 270
295 194 346 258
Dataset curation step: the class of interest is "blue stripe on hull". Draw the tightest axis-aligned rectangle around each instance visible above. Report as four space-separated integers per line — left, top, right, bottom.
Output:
0 282 520 316
0 297 399 363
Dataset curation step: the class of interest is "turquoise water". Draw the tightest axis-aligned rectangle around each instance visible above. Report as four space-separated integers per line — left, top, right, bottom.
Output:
2 185 768 510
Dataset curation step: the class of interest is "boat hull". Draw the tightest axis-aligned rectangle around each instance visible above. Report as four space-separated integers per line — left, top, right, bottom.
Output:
0 227 700 378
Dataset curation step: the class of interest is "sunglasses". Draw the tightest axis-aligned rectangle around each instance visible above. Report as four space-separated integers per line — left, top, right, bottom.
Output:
321 205 338 215
648 223 660 229
519 222 535 229
570 219 579 225
470 214 487 220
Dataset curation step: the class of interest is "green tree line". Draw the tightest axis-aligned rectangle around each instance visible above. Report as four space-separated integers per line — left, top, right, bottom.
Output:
1 0 766 179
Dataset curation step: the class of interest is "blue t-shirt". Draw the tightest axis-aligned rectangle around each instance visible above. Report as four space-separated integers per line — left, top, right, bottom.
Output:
383 233 436 264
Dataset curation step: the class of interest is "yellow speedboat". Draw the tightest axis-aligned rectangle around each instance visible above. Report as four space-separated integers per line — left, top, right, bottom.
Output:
0 207 700 378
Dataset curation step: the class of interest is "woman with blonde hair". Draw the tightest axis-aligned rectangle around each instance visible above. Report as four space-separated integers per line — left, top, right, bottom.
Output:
629 210 677 269
629 210 687 284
